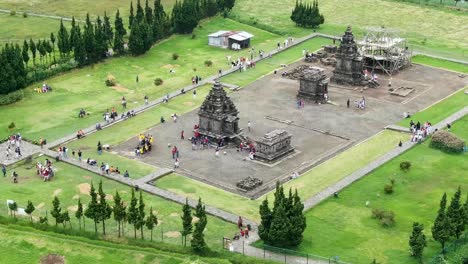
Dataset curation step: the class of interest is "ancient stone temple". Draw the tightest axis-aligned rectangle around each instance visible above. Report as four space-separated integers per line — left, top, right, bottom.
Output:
198 81 241 140
255 129 294 162
297 67 329 103
331 26 364 85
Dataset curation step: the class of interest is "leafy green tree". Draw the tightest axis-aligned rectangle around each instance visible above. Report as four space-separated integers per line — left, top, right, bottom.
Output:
191 198 207 252
8 201 18 218
51 196 63 226
103 12 114 46
113 191 127 237
258 198 272 241
432 193 450 250
25 200 35 222
57 19 70 56
98 180 112 235
75 198 84 230
114 9 126 54
409 222 427 263
145 207 158 241
446 186 464 239
136 191 146 239
62 211 71 228
127 189 139 238
85 183 100 234
22 40 29 65
181 198 193 246
29 38 36 65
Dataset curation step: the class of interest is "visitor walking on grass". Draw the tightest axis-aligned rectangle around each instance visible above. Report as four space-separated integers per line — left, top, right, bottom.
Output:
144 95 148 105
122 96 127 109
2 165 6 177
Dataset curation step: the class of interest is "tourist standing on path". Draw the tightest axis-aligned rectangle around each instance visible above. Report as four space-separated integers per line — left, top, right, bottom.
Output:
180 130 185 140
247 121 251 132
174 158 180 169
193 89 197 99
347 98 350 108
218 69 222 76
237 216 243 228
122 96 127 109
144 95 148 105
78 150 82 162
172 146 178 159
1 165 6 177
97 141 103 155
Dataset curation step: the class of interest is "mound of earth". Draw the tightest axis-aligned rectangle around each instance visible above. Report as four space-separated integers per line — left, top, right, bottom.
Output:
40 254 65 264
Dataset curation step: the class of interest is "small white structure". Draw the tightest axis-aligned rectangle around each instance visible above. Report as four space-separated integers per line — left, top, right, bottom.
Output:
208 31 254 50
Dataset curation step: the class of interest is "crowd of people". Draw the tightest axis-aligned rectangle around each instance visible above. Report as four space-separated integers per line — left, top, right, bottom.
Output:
34 83 52 93
135 134 154 156
36 158 55 182
409 120 434 143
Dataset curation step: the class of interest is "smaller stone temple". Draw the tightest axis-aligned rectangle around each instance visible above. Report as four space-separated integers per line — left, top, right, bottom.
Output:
198 81 241 140
255 129 295 162
331 26 364 86
297 67 329 103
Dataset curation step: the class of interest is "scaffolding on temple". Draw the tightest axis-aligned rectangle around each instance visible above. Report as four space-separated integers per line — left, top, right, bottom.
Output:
358 27 412 76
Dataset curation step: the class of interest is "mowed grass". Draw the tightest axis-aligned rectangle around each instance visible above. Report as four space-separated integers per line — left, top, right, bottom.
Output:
231 0 468 58
0 156 238 249
397 88 468 127
300 117 468 263
0 0 176 19
221 37 334 87
0 13 71 44
0 17 286 142
412 55 468 73
0 224 216 264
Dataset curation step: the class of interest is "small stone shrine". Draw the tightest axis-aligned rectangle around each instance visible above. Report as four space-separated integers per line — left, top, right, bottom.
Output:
255 129 295 162
297 67 329 103
198 81 241 140
237 176 263 191
331 26 364 85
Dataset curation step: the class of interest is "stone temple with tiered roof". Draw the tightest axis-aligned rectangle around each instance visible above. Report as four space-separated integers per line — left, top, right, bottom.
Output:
331 26 364 86
198 81 241 140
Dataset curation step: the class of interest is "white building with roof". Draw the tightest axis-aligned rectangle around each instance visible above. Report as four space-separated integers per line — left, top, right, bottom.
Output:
207 30 253 50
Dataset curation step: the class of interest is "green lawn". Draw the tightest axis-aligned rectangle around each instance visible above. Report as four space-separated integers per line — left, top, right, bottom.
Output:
0 13 71 44
299 116 468 263
1 16 286 142
221 37 334 87
411 55 468 73
0 156 238 249
0 223 217 264
231 0 468 59
397 88 468 127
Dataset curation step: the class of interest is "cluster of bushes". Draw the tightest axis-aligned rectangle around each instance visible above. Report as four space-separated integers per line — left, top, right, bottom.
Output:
290 0 325 28
0 90 24 105
430 130 465 153
105 75 117 86
154 78 163 86
371 208 395 227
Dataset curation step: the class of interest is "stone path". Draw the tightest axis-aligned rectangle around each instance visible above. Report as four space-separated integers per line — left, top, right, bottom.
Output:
134 168 173 185
0 141 42 166
303 106 468 211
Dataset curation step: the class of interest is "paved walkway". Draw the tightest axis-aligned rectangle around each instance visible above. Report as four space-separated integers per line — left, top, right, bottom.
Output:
303 106 468 211
0 141 42 166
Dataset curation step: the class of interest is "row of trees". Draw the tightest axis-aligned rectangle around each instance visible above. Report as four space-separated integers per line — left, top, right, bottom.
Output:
8 181 209 250
408 187 467 263
258 182 306 247
290 0 324 28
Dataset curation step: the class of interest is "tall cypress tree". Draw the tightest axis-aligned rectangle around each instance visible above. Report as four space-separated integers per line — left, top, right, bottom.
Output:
137 191 146 239
127 189 139 239
85 183 100 234
51 196 63 226
258 198 272 241
267 201 290 247
97 180 112 235
191 198 207 252
409 222 427 263
181 198 193 246
103 12 114 46
114 9 126 54
146 207 158 241
24 200 35 223
57 19 70 57
129 2 135 29
432 193 450 250
136 0 145 23
73 26 87 67
22 40 29 65
83 13 96 64
446 186 464 239
94 16 108 60
50 32 56 62
75 198 83 230
29 38 36 65
69 17 78 50
288 189 306 246
145 0 153 24
113 191 126 237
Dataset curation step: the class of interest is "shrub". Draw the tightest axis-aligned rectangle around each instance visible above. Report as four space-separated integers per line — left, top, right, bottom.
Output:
10 10 16 16
430 130 465 153
22 12 27 18
0 90 24 105
172 53 179 60
400 161 411 171
154 78 163 86
105 74 117 86
384 183 394 194
204 60 213 67
372 208 395 227
191 34 196 39
8 122 15 131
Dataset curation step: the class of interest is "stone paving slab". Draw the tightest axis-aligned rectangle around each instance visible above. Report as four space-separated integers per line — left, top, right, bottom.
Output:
134 168 173 185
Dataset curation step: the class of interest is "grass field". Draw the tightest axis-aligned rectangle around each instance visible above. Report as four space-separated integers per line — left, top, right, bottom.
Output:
397 88 468 127
0 16 287 141
230 0 468 59
0 156 238 249
0 0 176 19
412 55 468 73
0 12 71 44
299 116 468 263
